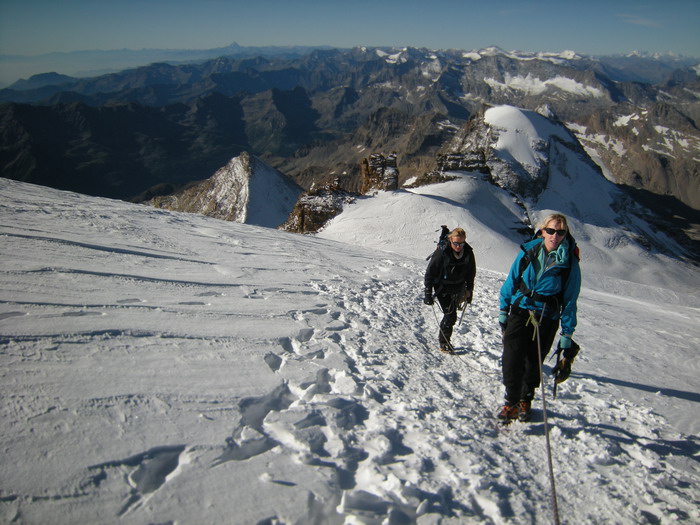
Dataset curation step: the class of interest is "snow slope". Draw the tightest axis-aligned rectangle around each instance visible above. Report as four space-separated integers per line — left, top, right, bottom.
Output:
316 175 526 275
245 154 303 228
1 178 698 524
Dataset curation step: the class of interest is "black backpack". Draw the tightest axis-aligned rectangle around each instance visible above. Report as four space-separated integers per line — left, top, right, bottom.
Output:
426 225 451 260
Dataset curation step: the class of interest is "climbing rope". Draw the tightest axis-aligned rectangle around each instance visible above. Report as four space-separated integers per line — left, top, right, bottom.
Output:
533 308 561 525
430 295 562 524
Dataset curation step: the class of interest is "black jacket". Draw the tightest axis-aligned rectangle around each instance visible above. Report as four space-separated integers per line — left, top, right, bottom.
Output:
424 243 476 295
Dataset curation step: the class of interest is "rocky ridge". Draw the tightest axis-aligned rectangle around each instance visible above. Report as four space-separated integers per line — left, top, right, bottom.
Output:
148 152 301 228
280 178 357 234
143 106 698 260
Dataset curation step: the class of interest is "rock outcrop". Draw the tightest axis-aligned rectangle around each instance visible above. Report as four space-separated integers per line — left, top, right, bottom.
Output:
280 178 357 233
360 153 399 193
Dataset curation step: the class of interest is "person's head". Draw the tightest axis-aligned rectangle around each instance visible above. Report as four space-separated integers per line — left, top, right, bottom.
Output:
448 227 466 253
538 213 569 253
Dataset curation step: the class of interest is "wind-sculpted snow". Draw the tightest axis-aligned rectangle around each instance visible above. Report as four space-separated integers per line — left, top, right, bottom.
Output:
0 179 699 524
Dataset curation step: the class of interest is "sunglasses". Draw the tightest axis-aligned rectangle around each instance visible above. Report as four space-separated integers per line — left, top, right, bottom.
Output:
543 228 567 237
451 241 466 247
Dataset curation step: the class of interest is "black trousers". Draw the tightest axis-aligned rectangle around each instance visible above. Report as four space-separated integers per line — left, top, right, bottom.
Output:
501 308 559 404
436 293 460 345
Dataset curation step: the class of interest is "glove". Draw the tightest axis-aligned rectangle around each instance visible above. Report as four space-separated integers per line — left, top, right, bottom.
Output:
552 358 572 383
498 311 508 333
552 337 580 383
423 288 434 305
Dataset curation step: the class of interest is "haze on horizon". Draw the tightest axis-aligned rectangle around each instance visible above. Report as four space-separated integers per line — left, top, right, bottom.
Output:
1 0 699 58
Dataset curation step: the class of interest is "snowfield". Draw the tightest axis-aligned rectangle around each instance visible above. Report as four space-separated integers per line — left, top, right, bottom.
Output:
1 177 699 524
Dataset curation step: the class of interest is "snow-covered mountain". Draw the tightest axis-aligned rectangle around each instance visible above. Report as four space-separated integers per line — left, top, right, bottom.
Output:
148 151 302 228
1 173 698 524
319 105 699 295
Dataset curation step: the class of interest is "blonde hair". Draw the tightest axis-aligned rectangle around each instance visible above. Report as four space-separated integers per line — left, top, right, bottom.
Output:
448 227 466 240
539 213 569 232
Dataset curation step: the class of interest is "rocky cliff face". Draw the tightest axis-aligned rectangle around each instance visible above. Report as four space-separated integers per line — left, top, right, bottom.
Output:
360 153 399 193
279 178 357 234
569 103 700 208
148 152 302 228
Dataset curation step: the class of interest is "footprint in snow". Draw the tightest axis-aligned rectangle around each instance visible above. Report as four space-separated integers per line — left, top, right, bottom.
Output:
0 311 26 320
87 445 188 517
214 383 296 466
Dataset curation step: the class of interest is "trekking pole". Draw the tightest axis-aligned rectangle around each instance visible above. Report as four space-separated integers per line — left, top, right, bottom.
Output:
430 300 462 354
552 350 561 400
431 303 500 378
534 310 561 525
456 299 469 327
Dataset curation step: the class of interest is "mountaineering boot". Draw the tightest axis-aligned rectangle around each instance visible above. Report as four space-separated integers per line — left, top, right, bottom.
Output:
518 400 532 422
498 404 519 420
439 342 455 354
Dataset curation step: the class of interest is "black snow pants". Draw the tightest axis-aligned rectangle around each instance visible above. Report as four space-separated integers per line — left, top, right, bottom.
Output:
501 308 559 405
437 293 460 346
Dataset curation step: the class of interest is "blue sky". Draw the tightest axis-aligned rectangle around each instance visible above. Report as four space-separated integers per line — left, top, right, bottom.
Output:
1 0 698 57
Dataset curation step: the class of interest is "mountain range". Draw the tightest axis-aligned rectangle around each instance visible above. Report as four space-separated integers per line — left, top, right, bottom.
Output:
0 45 699 253
0 42 332 88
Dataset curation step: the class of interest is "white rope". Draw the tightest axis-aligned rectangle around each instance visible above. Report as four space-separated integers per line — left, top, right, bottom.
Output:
533 309 561 525
432 289 561 523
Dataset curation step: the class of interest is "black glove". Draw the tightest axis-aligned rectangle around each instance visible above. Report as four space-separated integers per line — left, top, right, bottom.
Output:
552 339 580 384
423 288 434 305
552 358 572 383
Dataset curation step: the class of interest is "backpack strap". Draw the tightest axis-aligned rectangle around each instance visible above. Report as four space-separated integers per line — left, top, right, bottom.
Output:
512 242 564 316
513 244 535 295
513 231 579 316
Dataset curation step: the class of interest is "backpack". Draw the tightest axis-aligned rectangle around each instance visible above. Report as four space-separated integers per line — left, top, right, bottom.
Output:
426 225 451 260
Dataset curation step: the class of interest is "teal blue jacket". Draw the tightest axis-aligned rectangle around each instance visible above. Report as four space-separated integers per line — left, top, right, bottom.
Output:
499 237 581 335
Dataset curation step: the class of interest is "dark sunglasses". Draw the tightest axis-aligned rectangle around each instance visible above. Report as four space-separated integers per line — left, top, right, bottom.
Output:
543 227 567 236
451 241 466 247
